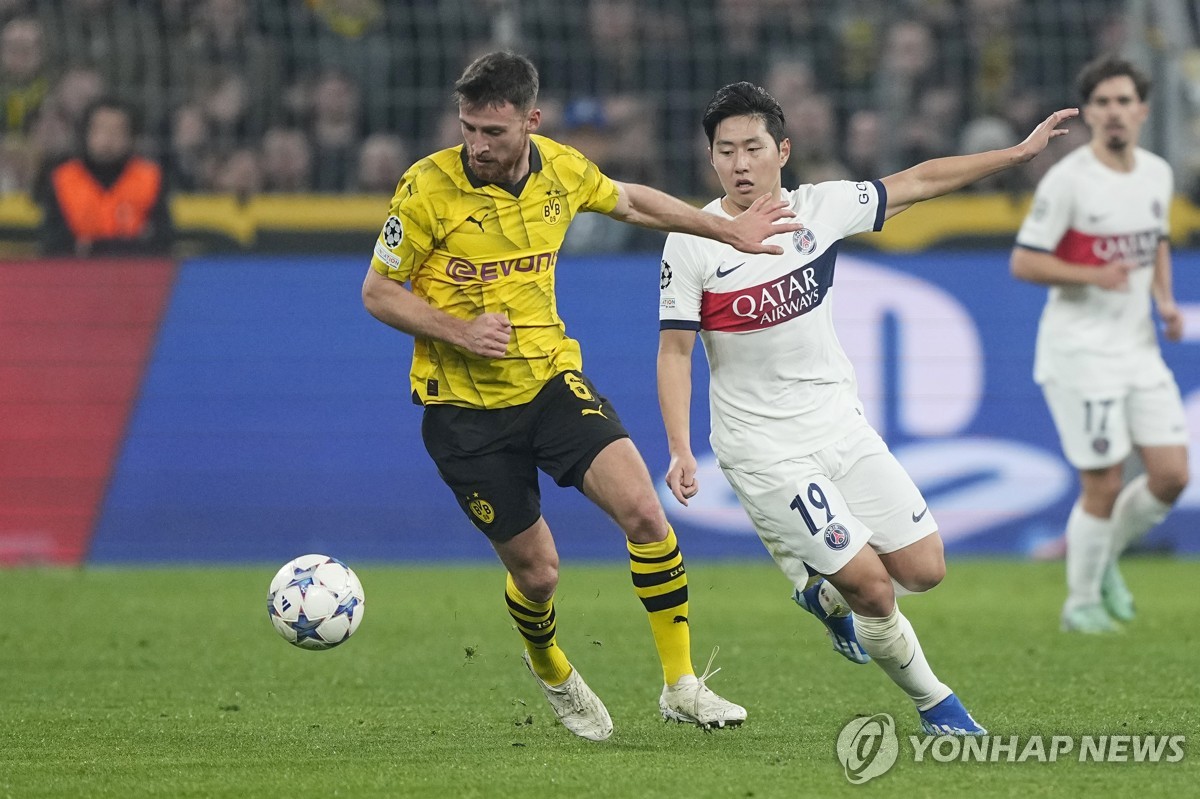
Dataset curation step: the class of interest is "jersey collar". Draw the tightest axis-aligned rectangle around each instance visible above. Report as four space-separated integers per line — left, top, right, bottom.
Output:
460 140 543 197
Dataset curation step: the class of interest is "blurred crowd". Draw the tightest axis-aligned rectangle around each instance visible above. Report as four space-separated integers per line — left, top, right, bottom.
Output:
0 0 1135 202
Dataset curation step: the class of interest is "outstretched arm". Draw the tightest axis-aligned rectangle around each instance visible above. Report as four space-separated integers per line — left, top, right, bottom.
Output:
658 329 701 505
881 108 1079 220
607 182 800 255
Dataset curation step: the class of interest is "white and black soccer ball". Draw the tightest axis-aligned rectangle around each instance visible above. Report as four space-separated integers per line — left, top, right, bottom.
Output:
267 554 365 650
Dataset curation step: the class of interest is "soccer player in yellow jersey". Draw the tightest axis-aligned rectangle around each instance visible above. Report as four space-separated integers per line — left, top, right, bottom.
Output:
362 51 798 740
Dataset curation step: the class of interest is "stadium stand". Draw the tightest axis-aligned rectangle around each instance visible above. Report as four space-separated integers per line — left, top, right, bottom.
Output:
3 0 1200 252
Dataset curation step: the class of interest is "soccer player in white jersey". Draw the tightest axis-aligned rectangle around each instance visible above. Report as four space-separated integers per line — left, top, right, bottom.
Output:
1011 56 1190 634
658 81 1076 735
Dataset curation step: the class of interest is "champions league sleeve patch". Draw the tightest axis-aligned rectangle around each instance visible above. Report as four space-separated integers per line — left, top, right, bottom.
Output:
382 215 404 248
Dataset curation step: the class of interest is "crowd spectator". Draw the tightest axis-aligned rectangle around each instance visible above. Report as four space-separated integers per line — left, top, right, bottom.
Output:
353 133 408 193
36 97 173 256
843 109 884 180
166 103 214 191
0 0 1156 219
0 16 46 190
0 16 46 134
211 145 262 203
308 69 363 191
260 126 312 192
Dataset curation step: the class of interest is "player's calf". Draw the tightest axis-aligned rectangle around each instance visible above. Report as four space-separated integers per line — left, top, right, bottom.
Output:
793 577 871 665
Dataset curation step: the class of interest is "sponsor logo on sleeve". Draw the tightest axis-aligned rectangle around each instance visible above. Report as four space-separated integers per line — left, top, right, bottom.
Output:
374 240 401 270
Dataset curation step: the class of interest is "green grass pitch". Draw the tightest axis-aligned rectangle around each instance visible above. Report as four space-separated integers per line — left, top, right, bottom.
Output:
2 558 1196 798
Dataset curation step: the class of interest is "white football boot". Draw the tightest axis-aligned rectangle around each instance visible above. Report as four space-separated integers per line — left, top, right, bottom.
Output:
522 652 613 741
658 648 747 730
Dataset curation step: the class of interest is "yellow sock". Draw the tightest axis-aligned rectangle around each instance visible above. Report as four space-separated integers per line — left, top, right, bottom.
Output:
628 526 693 685
505 573 573 685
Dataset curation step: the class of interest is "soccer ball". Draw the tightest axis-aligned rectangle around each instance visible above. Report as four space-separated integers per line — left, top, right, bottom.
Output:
267 554 365 650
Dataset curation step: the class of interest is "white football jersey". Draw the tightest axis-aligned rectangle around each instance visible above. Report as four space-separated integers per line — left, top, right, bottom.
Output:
660 180 886 471
1015 145 1174 391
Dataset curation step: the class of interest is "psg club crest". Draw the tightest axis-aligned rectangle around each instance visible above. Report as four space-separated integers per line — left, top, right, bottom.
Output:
1092 437 1110 455
824 523 850 551
793 226 816 254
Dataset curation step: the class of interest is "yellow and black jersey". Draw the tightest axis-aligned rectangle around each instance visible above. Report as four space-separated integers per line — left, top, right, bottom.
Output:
371 134 621 409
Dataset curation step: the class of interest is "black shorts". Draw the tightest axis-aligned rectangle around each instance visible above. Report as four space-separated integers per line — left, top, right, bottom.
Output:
421 370 630 542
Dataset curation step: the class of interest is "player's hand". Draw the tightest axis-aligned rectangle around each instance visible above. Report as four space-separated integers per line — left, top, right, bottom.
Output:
1014 108 1079 161
665 452 700 506
727 194 801 255
462 312 512 358
1158 301 1184 341
1091 260 1133 291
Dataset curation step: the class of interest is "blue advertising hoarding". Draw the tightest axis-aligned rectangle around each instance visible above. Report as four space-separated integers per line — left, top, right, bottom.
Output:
87 250 1200 563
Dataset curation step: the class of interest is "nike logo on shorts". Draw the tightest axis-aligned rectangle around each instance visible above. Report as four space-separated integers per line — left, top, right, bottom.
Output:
912 506 929 523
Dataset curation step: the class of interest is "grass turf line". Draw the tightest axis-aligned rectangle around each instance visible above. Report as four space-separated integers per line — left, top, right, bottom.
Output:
0 558 1196 798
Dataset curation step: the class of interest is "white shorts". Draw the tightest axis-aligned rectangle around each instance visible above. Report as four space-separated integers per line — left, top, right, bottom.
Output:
1041 377 1189 470
720 424 938 579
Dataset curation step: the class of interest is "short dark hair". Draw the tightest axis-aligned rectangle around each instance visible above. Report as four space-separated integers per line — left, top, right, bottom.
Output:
453 51 539 111
702 82 786 147
1077 56 1151 103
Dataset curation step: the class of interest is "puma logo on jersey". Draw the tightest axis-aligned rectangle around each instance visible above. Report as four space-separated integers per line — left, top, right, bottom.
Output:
673 615 689 625
465 214 487 232
581 405 607 419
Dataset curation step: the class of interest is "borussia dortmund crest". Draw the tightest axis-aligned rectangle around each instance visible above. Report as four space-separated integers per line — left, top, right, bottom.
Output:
468 494 495 524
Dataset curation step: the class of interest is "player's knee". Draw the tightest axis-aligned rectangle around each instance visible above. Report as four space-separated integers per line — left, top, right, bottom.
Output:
619 496 669 544
898 560 945 594
843 572 895 617
514 563 559 603
1082 477 1122 515
1149 466 1189 505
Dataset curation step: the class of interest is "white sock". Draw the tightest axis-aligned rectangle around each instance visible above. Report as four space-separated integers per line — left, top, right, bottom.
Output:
855 605 950 711
1109 474 1171 557
891 578 926 598
1064 503 1113 612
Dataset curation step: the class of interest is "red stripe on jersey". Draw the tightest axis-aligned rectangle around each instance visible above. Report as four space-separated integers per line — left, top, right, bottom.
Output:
700 250 834 332
1053 229 1105 266
1054 227 1162 266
